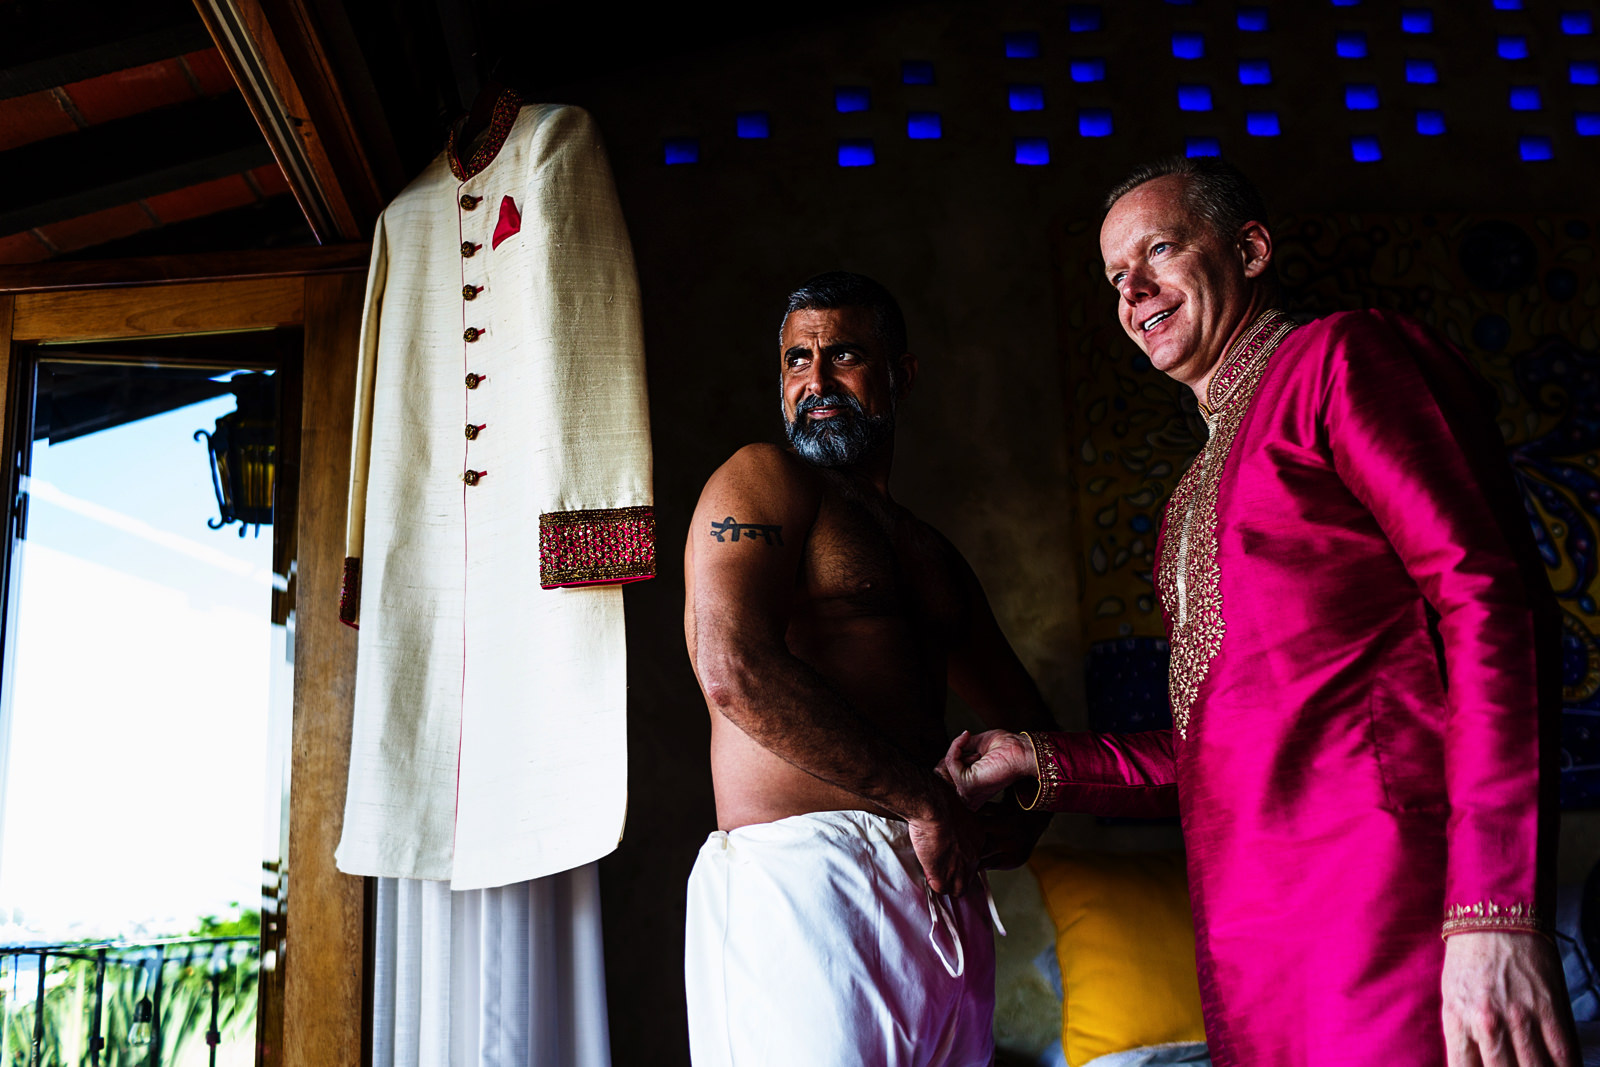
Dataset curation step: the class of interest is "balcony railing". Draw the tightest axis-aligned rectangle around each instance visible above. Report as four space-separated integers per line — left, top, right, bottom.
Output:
0 935 258 1067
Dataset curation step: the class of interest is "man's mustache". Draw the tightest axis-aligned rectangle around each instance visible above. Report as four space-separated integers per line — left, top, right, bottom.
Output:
794 393 863 419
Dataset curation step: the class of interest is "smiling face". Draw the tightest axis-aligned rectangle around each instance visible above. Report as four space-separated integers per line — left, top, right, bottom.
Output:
779 306 913 469
1100 175 1273 399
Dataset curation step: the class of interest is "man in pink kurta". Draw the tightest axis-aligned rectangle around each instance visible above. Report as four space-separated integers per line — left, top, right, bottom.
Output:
945 160 1576 1066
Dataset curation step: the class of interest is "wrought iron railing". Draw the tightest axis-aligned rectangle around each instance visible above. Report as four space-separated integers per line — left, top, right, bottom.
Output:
0 935 258 1067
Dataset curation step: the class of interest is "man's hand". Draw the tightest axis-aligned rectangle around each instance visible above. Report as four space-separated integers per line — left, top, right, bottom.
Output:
906 782 985 897
1442 931 1579 1067
937 729 1037 809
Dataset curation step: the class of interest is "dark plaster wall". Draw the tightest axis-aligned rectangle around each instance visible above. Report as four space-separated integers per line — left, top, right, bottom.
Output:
533 2 1595 1061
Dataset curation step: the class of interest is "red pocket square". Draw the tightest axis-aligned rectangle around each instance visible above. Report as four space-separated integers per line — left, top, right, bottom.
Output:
492 195 521 249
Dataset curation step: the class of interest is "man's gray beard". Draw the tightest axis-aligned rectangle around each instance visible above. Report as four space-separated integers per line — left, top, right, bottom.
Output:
783 393 895 469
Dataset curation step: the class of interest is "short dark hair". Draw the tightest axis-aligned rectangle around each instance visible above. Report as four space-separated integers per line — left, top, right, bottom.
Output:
782 271 908 357
1103 156 1270 241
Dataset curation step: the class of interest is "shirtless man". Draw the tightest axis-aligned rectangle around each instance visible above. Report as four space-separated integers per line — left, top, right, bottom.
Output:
683 272 1055 1066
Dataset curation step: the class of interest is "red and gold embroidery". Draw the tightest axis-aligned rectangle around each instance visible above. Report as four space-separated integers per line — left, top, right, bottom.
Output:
1018 731 1065 811
1157 310 1297 739
339 556 361 629
1441 900 1545 937
539 506 656 588
447 89 524 181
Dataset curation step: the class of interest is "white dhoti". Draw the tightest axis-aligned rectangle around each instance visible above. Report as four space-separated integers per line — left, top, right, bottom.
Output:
684 809 997 1067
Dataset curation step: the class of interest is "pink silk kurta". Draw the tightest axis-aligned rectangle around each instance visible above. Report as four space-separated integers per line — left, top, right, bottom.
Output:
1032 309 1558 1066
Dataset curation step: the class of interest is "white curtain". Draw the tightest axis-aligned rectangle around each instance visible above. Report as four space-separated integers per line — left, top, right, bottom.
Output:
369 862 613 1067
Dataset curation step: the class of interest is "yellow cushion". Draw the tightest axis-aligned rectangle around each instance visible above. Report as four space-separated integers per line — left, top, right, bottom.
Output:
1028 848 1206 1066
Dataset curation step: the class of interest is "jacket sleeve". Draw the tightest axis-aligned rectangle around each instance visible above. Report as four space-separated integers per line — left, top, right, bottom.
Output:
520 105 655 589
338 214 390 628
1023 729 1180 818
1322 310 1552 938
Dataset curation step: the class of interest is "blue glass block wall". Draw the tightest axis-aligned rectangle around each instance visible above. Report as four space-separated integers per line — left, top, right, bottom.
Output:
636 0 1592 186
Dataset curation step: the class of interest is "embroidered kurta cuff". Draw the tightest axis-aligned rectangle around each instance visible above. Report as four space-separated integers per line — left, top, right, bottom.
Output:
1017 731 1061 811
1441 901 1549 939
339 557 361 629
539 506 656 588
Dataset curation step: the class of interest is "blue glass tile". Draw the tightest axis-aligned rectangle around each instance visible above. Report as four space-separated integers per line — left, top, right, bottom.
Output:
1336 31 1368 58
1331 0 1360 6
1005 31 1041 57
1416 109 1446 135
906 112 942 139
663 138 699 165
1520 135 1553 160
1166 0 1195 5
1563 11 1594 35
1405 58 1438 84
1014 137 1051 164
735 112 769 139
1510 86 1542 111
1009 84 1045 111
837 139 875 166
1345 84 1380 110
836 87 871 112
1578 112 1600 136
1575 61 1600 85
1237 6 1268 31
1239 58 1272 84
1186 135 1221 156
1172 32 1205 59
1498 35 1529 59
1246 110 1280 135
1401 8 1434 33
1493 0 1523 8
1079 108 1114 136
902 60 935 85
1071 58 1107 82
1067 6 1104 31
1351 135 1382 161
1178 84 1213 111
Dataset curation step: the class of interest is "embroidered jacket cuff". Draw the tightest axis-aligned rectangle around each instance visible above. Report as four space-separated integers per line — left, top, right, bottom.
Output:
339 557 361 629
539 506 656 589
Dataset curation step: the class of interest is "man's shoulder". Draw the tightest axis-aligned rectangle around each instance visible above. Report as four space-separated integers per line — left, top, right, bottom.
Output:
1288 308 1444 354
1280 308 1461 380
698 444 823 510
713 442 813 481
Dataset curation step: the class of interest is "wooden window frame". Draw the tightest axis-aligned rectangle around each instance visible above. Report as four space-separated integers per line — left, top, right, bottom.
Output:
0 244 371 1067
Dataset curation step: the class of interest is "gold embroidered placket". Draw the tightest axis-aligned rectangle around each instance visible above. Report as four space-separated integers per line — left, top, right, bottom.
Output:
1157 311 1297 739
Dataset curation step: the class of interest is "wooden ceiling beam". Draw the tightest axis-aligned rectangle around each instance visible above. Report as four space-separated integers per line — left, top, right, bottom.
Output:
0 95 272 235
0 0 212 100
192 0 403 243
0 243 370 295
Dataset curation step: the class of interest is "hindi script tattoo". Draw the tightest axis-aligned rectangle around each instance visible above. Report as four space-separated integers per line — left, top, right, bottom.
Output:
710 516 784 546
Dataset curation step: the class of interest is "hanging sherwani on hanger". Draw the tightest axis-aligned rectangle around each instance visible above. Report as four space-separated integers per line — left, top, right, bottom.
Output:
336 90 653 892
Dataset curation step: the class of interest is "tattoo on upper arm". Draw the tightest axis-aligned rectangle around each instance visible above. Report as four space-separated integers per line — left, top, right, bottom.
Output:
709 516 785 546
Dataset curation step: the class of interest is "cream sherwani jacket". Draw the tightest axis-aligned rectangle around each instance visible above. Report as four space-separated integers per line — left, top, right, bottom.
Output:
335 94 653 889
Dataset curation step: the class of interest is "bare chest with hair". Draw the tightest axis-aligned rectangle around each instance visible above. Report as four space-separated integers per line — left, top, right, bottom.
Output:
792 473 965 643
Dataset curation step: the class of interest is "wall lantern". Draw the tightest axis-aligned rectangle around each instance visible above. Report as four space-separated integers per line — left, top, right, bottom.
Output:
196 372 276 537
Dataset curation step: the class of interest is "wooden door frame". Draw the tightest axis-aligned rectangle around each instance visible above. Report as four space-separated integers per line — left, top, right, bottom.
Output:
0 244 370 1067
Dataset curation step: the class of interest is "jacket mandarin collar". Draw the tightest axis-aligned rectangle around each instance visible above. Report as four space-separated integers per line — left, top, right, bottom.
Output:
447 88 524 181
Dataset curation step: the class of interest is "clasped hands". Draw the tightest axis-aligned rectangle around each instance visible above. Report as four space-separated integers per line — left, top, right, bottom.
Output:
909 729 1042 898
